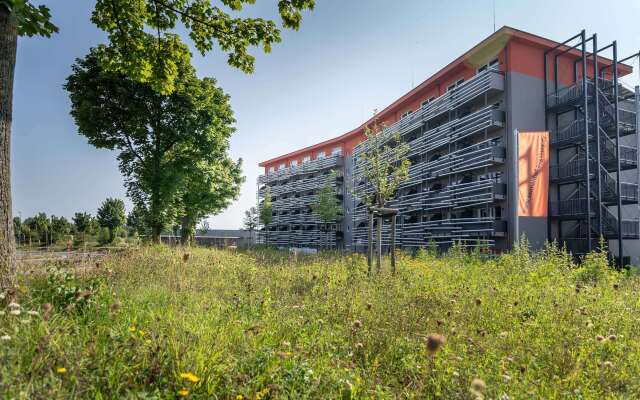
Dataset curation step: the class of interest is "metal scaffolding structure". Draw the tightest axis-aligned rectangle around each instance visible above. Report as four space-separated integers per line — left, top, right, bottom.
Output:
545 30 640 262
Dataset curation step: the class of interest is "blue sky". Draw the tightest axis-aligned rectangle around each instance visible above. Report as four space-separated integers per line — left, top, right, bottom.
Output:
12 0 640 228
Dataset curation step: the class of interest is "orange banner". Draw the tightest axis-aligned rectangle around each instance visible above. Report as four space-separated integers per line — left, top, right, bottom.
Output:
518 131 549 217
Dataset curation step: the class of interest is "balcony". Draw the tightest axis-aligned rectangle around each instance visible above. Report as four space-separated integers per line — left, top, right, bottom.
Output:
352 69 504 156
258 155 343 185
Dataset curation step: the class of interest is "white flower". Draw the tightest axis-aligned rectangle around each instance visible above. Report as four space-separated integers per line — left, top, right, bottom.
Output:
27 310 39 317
9 309 20 316
0 335 10 341
8 302 20 309
20 319 31 324
0 292 5 299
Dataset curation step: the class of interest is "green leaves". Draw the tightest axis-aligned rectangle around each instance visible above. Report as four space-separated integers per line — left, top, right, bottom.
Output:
357 125 411 208
65 49 241 242
91 0 315 94
4 0 58 37
311 170 343 224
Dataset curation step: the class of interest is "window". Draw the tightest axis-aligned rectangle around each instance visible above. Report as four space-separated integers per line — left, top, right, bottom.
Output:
332 146 342 156
290 160 298 167
401 110 413 119
303 155 311 163
317 151 326 159
477 58 499 74
278 163 286 170
268 166 275 173
447 79 464 92
421 96 436 108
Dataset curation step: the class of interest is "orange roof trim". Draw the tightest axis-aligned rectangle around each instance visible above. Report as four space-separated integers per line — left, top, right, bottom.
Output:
259 26 632 167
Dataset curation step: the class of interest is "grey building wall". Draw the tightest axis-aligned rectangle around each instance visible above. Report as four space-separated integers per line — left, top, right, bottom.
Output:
505 71 548 250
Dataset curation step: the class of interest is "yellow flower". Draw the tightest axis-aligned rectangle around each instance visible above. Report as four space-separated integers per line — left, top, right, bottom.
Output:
180 372 200 383
145 339 152 345
236 395 244 400
128 326 136 332
138 330 145 336
56 367 66 374
177 388 189 396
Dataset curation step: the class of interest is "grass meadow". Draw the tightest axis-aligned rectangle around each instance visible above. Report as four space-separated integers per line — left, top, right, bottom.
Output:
2 244 640 399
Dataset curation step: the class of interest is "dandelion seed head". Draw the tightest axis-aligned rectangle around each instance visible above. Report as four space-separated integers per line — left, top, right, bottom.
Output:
470 378 486 392
425 333 446 353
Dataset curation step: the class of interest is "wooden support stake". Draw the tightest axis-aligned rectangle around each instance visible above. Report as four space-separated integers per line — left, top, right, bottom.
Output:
367 211 373 274
376 216 382 273
391 215 397 274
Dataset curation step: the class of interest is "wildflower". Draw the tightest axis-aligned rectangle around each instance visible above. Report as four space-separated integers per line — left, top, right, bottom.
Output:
603 361 614 368
138 330 145 336
500 331 508 338
352 320 363 329
145 339 152 345
56 367 67 374
0 335 10 341
27 310 39 317
236 395 244 400
183 253 190 262
9 309 20 316
177 388 189 396
596 335 605 342
20 319 30 324
180 372 200 383
128 326 136 332
425 334 446 354
613 283 620 290
608 334 617 341
354 342 364 350
8 302 20 309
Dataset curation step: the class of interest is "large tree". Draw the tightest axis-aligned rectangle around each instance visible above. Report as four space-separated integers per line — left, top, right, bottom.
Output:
1 0 314 288
175 158 243 246
96 198 126 243
65 50 239 242
0 1 57 290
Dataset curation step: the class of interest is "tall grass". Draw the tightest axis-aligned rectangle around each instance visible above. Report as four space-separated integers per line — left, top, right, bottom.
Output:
2 244 640 399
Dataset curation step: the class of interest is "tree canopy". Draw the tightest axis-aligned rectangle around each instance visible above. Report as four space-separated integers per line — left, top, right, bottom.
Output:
356 122 411 208
65 49 241 242
96 198 126 242
175 158 243 245
91 0 315 94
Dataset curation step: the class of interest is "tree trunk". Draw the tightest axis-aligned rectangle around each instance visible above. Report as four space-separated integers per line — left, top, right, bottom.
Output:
0 7 17 291
180 215 193 246
151 224 161 244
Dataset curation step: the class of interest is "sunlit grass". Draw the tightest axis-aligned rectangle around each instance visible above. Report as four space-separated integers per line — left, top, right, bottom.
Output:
2 243 640 398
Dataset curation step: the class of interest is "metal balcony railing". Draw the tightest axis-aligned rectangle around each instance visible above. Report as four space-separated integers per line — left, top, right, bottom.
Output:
352 68 504 155
258 155 343 185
